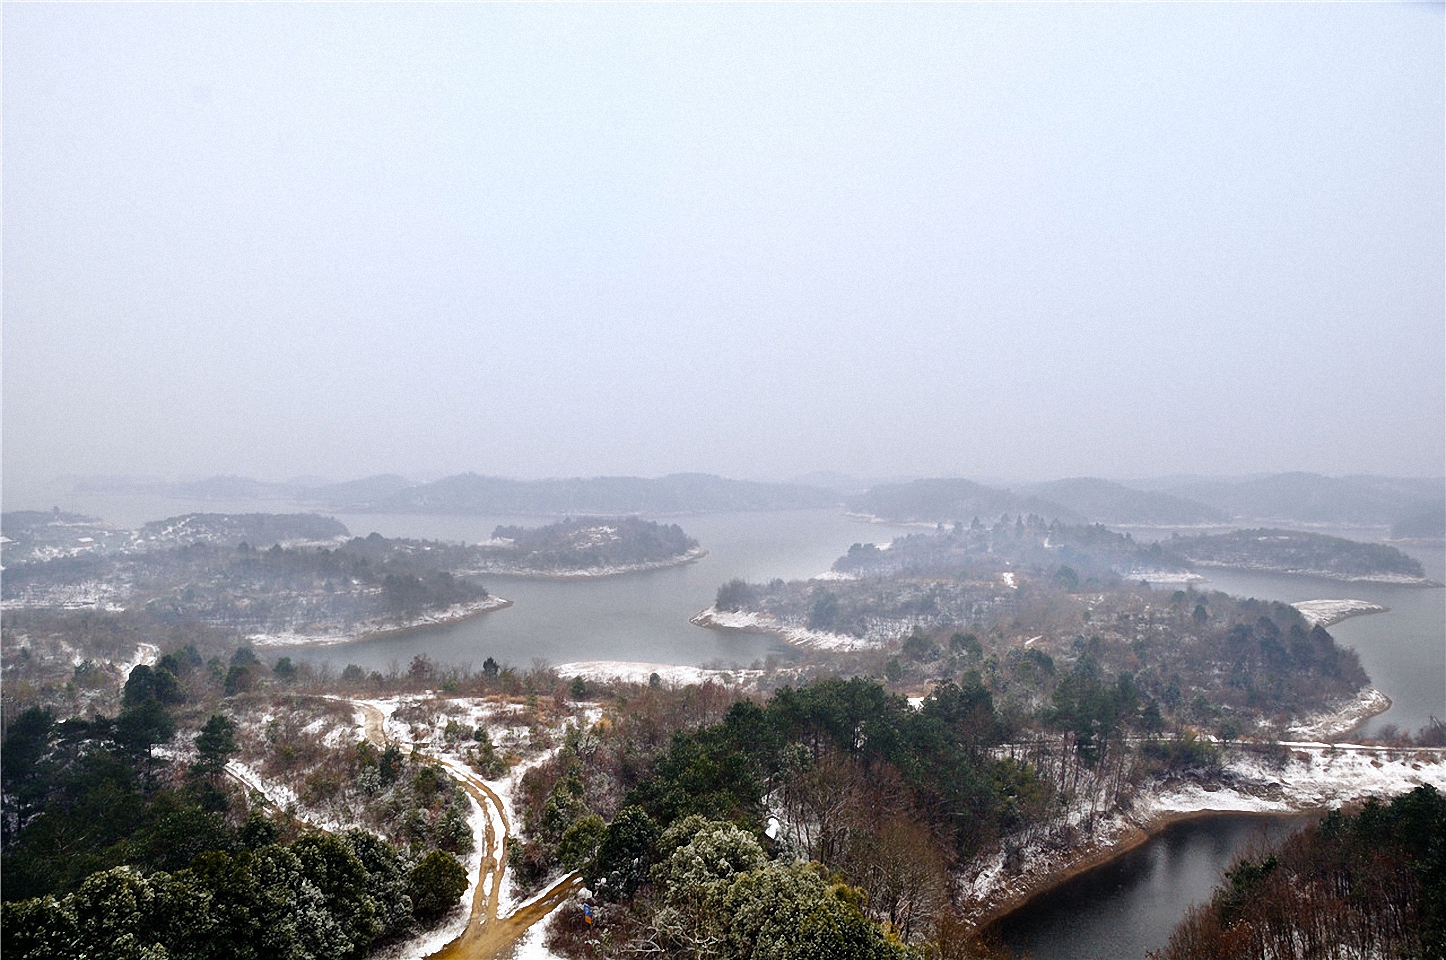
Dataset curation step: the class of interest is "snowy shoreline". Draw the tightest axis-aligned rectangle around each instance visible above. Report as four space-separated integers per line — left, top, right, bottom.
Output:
247 595 513 648
1291 598 1389 628
465 546 707 580
690 605 882 652
966 739 1446 931
1285 686 1392 740
555 660 761 687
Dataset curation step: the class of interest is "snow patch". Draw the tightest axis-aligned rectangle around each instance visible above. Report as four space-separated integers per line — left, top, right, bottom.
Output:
691 606 882 652
1292 599 1388 628
1287 687 1392 740
555 661 760 687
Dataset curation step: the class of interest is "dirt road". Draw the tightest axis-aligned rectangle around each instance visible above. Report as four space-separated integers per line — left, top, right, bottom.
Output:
353 702 583 960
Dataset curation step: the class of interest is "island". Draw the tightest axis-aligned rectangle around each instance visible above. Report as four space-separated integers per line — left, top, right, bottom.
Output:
1 512 702 651
1163 528 1440 585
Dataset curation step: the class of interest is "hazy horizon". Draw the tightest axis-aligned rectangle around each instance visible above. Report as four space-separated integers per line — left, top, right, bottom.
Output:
6 4 1443 498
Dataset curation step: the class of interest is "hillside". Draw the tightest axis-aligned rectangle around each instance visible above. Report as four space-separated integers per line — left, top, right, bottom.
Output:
1021 478 1225 525
846 478 1080 524
1164 472 1443 526
1391 503 1446 542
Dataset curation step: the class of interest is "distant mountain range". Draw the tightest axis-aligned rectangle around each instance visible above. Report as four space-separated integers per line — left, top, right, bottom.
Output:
68 472 837 514
339 472 838 515
845 477 1227 526
62 470 1442 530
846 473 1441 530
1019 478 1228 525
1158 473 1443 527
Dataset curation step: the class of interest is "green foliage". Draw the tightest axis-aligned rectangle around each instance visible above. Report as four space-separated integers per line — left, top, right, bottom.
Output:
716 578 756 613
900 631 940 663
717 863 913 960
191 715 238 779
626 677 1016 867
2 824 423 960
652 819 766 897
809 590 841 631
588 806 660 901
122 665 184 708
557 814 607 872
407 850 467 923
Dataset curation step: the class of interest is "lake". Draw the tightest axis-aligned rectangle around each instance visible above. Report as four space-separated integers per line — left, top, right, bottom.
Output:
11 492 1444 957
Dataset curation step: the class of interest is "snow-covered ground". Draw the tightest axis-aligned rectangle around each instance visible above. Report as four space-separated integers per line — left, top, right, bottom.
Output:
245 595 512 648
1292 598 1388 628
555 660 761 687
691 606 882 652
1286 687 1392 740
1119 570 1209 585
118 643 160 679
509 923 567 960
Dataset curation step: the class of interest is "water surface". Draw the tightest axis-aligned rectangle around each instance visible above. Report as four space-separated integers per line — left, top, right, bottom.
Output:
993 814 1316 960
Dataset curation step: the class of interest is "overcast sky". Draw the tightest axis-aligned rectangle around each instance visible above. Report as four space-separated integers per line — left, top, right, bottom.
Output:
4 3 1443 495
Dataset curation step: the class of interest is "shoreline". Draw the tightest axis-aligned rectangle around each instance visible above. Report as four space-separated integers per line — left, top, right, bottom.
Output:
1291 598 1389 628
554 660 762 687
965 729 1443 932
466 546 707 580
1285 686 1392 740
970 806 1321 933
1191 560 1442 587
689 605 882 652
248 595 514 648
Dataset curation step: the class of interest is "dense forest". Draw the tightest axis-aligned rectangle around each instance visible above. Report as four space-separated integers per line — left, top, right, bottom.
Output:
510 646 1403 960
2 512 702 641
480 516 700 573
710 518 1367 734
1 534 489 635
1167 528 1432 582
515 677 1022 958
1153 785 1446 960
0 649 472 960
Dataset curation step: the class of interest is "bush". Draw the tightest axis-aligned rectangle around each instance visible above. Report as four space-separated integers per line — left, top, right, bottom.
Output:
408 850 468 923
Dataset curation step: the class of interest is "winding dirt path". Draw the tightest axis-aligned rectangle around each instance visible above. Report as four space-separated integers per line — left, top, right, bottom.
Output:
354 702 583 959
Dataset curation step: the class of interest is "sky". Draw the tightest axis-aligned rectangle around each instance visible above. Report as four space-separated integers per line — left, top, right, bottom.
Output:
4 3 1443 497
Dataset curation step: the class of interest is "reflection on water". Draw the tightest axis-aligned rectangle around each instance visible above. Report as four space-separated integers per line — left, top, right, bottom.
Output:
994 814 1316 960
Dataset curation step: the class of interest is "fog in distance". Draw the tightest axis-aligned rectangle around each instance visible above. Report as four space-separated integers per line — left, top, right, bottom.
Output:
4 4 1442 496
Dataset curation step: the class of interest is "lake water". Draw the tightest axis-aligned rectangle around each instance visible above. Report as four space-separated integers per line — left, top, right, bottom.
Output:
287 508 876 674
11 493 1444 957
993 813 1317 960
997 529 1443 959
